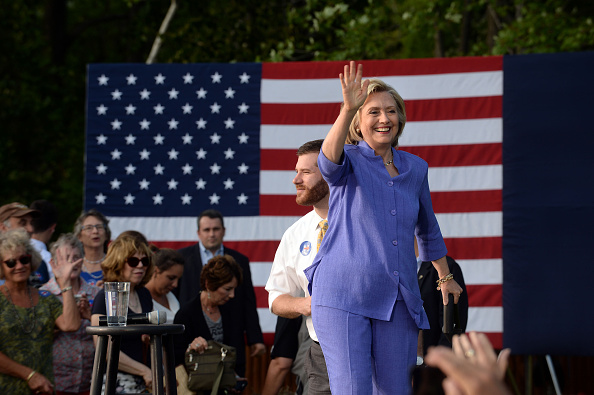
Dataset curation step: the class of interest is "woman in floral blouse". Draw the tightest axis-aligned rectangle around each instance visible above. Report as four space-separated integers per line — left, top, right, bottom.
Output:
0 229 81 394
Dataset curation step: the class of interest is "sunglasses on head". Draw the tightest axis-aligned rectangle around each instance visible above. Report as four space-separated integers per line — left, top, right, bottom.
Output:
3 254 32 269
126 256 149 267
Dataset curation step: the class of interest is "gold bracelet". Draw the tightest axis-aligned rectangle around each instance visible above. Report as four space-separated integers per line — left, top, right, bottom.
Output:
61 286 73 293
26 370 36 383
436 273 454 290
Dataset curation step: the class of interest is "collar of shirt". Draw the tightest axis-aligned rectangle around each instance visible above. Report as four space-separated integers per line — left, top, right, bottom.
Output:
198 240 224 265
356 140 401 170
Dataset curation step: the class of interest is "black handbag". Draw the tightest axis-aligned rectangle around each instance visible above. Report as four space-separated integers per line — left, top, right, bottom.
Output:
185 340 237 395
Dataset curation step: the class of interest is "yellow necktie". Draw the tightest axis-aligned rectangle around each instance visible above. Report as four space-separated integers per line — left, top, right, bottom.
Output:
317 219 328 252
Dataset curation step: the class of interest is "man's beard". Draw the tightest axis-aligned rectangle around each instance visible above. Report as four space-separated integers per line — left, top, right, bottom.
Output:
295 179 329 206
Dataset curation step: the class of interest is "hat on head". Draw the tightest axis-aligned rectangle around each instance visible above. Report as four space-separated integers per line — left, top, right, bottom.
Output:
0 202 40 223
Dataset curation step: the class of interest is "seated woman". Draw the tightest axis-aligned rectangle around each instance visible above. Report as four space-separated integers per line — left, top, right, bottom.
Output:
145 248 184 324
173 255 248 390
91 232 155 393
40 233 100 395
0 229 81 394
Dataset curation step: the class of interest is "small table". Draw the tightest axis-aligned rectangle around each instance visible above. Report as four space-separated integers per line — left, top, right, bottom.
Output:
87 324 185 395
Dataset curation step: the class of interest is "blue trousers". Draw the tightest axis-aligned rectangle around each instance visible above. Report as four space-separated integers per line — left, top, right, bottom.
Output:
312 300 418 395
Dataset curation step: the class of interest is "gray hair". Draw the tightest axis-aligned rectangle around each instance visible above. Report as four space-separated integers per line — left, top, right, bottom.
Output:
0 229 42 279
50 233 84 261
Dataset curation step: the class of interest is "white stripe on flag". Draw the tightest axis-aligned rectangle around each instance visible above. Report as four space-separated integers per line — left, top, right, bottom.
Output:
436 212 502 238
250 262 273 287
457 259 503 285
261 165 503 195
261 71 503 103
467 307 503 332
261 118 502 149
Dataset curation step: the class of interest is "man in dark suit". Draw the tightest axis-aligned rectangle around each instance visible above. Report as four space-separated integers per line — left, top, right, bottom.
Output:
417 252 469 355
175 209 266 370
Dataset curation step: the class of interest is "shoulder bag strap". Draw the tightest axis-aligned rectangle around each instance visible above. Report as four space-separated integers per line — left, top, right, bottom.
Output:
210 360 225 395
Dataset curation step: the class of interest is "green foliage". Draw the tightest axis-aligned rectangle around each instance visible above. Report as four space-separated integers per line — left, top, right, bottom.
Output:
1 0 593 240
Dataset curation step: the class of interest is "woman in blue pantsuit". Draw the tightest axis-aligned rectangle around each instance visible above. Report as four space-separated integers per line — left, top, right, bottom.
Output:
304 62 463 394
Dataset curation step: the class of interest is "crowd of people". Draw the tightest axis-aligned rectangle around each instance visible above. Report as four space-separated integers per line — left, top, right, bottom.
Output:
0 62 512 395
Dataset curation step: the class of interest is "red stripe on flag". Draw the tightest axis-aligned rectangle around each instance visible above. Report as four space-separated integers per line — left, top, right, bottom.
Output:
254 287 269 309
485 333 502 350
467 284 502 307
155 238 501 262
402 143 502 167
261 97 501 125
260 195 311 216
431 190 502 213
259 190 501 215
262 143 501 171
444 237 502 260
262 57 503 79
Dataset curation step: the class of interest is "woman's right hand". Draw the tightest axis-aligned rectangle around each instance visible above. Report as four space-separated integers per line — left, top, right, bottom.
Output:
27 371 54 394
141 366 153 391
340 61 369 112
187 336 209 354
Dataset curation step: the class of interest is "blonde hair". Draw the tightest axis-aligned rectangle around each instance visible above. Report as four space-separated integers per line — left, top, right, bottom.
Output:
346 78 407 148
0 228 42 279
101 233 154 286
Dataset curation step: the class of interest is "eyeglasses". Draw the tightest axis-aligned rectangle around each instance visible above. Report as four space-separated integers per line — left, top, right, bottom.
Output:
3 255 32 269
126 257 149 267
82 224 106 232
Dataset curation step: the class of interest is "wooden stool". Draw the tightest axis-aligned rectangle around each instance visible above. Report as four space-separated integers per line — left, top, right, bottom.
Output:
87 324 185 395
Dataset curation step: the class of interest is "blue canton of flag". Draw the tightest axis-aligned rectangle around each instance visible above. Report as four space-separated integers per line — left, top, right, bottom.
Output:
84 63 262 217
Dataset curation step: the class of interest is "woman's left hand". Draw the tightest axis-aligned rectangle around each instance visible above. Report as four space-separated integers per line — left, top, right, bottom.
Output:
249 342 266 357
440 279 463 305
51 246 81 288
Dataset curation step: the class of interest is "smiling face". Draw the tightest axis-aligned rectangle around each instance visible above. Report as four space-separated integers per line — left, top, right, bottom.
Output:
1 246 31 284
358 91 400 152
122 252 148 286
293 152 329 206
151 263 184 295
78 215 107 251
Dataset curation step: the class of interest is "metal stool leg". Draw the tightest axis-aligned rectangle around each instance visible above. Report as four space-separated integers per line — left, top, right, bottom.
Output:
105 335 121 395
163 334 177 395
150 334 165 395
90 335 108 395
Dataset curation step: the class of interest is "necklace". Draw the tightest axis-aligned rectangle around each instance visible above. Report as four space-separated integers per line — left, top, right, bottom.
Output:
200 291 216 314
84 255 105 265
384 155 394 166
3 285 37 334
82 262 103 279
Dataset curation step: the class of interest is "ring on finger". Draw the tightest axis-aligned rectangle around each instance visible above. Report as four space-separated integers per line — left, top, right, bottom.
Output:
465 349 476 358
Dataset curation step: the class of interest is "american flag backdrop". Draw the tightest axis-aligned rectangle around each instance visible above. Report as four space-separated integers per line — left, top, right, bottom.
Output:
85 57 503 348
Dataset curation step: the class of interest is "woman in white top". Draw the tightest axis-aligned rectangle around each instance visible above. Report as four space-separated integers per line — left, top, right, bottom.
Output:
145 248 184 324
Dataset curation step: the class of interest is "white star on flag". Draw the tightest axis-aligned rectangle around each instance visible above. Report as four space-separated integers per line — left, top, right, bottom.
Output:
182 73 194 84
168 88 179 99
181 163 193 174
125 104 136 115
125 164 136 174
168 149 179 160
110 178 122 189
124 193 135 205
152 194 164 205
97 104 108 115
223 178 235 189
139 119 150 130
224 87 235 98
96 163 108 174
98 74 109 85
224 148 235 159
139 179 150 190
238 133 249 144
238 102 249 114
154 134 165 145
167 178 179 190
111 119 122 130
210 133 221 144
126 74 137 85
154 164 165 175
239 72 250 83
196 88 207 99
182 133 193 144
111 149 122 160
196 148 207 159
181 194 192 205
209 193 220 204
237 193 248 204
139 149 151 160
155 73 166 84
97 134 108 145
140 89 151 100
210 163 221 174
95 193 107 204
210 102 221 113
154 104 165 114
195 178 207 189
125 134 136 145
211 72 222 83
